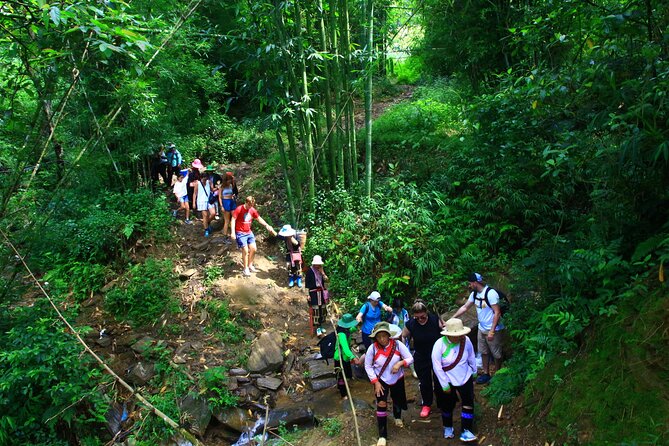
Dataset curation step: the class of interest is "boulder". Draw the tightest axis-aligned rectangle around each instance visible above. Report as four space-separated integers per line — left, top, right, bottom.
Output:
246 331 284 374
310 377 337 391
230 368 249 376
342 397 373 413
178 395 211 436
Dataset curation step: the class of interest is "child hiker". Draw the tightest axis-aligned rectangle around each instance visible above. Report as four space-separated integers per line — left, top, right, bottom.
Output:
172 171 191 224
277 224 303 288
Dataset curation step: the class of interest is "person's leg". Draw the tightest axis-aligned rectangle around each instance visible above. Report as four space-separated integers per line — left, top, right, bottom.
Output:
184 201 190 221
435 385 457 438
241 246 249 269
337 360 353 398
223 211 231 237
389 377 408 427
457 377 476 441
477 330 492 384
248 240 257 269
488 329 504 374
376 381 390 441
362 332 372 349
415 359 434 409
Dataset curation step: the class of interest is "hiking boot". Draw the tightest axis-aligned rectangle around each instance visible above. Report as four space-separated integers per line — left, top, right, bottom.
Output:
376 438 386 446
420 406 431 418
184 219 193 225
459 429 477 442
288 276 295 288
476 373 491 384
243 268 251 277
394 418 404 428
248 264 257 273
296 276 303 288
443 427 454 439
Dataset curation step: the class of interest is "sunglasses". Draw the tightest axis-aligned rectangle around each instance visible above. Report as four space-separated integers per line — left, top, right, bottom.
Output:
414 314 428 321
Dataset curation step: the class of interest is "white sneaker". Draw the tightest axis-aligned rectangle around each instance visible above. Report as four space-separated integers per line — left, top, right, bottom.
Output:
243 268 251 276
248 265 257 273
443 426 454 438
395 418 404 428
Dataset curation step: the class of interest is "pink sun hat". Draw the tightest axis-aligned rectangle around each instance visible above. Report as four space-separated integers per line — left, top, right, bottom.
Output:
191 159 204 169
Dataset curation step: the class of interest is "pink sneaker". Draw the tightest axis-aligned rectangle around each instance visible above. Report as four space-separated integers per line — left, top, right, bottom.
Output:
420 406 431 418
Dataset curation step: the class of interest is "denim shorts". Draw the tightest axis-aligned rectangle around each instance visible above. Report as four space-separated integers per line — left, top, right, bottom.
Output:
179 195 188 203
222 198 236 212
236 232 256 248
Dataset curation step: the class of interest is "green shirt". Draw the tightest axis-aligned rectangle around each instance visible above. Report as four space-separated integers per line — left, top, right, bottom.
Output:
334 331 356 362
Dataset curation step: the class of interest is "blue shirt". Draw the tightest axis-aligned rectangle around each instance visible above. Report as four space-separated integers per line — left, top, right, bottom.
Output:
359 301 386 335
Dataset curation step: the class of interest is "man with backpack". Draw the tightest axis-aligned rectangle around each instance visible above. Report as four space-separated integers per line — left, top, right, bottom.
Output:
452 272 506 384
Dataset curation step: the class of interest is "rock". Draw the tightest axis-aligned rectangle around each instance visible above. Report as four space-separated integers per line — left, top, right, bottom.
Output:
175 342 192 356
126 362 155 386
96 336 112 348
246 331 284 374
310 377 337 391
238 384 261 401
352 363 367 379
131 336 154 354
230 368 248 376
178 395 211 436
343 397 373 413
212 406 253 433
194 241 209 251
236 376 251 384
227 379 239 391
282 353 296 374
256 376 282 391
304 359 335 380
172 355 187 364
266 406 315 429
179 269 198 281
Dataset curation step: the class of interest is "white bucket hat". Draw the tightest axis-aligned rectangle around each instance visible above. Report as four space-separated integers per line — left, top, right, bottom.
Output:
367 291 381 301
278 224 296 237
440 318 471 337
311 255 324 265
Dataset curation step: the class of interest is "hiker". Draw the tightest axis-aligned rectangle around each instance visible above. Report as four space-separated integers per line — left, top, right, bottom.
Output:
334 313 360 399
431 318 477 443
389 298 416 378
401 299 444 418
150 147 169 190
452 272 505 384
356 291 393 349
191 166 216 237
364 321 414 446
277 224 303 288
230 196 277 276
305 255 329 336
172 171 191 224
166 143 182 185
220 173 236 244
205 164 223 219
187 160 203 215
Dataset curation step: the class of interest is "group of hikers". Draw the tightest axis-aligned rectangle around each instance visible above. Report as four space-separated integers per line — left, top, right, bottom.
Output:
327 272 506 445
158 145 507 444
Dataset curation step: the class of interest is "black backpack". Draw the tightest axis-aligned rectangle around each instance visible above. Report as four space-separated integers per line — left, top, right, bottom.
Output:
473 287 510 316
317 332 337 363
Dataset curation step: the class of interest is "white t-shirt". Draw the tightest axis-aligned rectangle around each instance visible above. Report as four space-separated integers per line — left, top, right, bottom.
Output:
468 285 504 332
173 177 188 198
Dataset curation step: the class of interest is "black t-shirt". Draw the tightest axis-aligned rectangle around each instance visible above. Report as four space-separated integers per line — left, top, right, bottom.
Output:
406 313 442 360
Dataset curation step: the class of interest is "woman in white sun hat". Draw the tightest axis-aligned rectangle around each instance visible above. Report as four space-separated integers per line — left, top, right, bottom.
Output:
305 255 329 336
431 318 477 443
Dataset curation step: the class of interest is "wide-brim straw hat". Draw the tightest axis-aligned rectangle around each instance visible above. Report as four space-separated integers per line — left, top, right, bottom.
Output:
278 224 296 237
370 321 400 339
338 313 358 329
440 318 471 337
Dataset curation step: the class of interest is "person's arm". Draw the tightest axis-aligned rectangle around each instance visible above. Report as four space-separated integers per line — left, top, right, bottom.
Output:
401 325 411 344
381 302 393 313
230 215 236 238
488 304 502 341
452 299 474 319
466 338 477 375
356 303 366 323
394 341 414 370
431 339 451 392
256 216 277 236
290 236 299 246
338 332 356 362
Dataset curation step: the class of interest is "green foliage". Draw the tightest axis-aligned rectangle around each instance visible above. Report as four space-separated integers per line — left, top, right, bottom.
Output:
521 290 669 444
43 259 111 301
392 56 424 84
203 265 225 285
200 366 238 410
321 417 342 437
201 299 246 344
0 304 109 445
105 258 179 326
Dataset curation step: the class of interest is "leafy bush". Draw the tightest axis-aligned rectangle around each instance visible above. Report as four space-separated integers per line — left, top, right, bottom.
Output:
0 305 109 444
392 55 424 84
105 258 179 326
200 367 238 410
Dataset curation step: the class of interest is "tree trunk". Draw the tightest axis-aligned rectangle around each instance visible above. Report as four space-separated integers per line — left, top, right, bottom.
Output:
364 0 374 196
